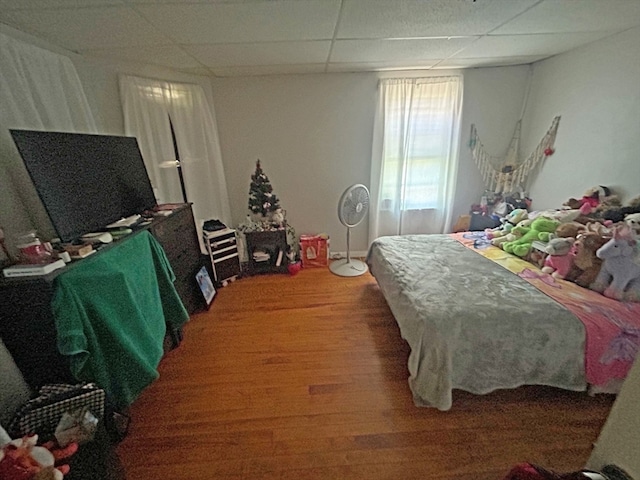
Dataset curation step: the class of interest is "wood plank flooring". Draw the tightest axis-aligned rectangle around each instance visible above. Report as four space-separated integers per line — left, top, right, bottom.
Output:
117 267 614 479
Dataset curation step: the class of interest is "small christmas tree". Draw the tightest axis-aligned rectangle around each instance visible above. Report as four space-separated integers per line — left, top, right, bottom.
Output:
248 159 281 217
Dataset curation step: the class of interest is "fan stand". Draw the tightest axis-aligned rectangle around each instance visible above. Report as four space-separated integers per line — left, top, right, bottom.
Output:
329 227 368 277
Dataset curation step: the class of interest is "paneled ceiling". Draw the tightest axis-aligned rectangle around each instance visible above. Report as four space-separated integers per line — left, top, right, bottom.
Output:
1 0 639 77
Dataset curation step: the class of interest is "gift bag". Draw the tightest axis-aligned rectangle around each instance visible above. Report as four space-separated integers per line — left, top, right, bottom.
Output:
9 383 105 439
300 234 329 268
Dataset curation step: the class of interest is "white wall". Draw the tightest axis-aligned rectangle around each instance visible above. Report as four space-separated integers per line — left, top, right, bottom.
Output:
210 73 376 254
523 26 640 208
211 67 530 252
454 66 532 220
522 26 640 477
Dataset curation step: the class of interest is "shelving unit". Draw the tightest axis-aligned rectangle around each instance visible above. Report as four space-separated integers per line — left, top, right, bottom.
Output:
203 228 241 286
244 229 288 275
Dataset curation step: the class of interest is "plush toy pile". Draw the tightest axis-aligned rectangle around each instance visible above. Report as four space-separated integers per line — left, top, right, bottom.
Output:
484 186 640 302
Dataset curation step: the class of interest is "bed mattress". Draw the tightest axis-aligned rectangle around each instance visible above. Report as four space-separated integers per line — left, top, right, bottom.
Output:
367 234 587 410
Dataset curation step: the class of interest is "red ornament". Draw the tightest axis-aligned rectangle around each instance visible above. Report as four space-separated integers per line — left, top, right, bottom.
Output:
544 147 555 156
287 261 302 276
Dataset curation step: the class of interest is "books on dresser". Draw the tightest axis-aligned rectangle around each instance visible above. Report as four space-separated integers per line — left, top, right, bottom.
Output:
3 259 66 278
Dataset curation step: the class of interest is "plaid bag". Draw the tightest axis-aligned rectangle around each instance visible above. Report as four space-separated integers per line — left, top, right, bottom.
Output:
9 383 105 438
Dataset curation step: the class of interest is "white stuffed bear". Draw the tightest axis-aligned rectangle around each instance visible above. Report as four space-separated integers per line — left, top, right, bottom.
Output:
624 212 640 235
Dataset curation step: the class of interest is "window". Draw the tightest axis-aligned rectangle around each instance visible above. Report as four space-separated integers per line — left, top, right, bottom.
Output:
370 77 463 238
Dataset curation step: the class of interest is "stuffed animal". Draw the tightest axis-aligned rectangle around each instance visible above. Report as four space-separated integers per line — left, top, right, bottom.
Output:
491 231 519 247
541 237 575 279
599 194 640 223
583 221 613 237
533 208 581 224
0 428 77 480
564 186 618 215
486 208 528 240
565 231 609 288
491 218 530 246
505 208 529 225
590 225 640 301
554 222 584 239
625 212 640 235
502 217 560 258
594 193 622 215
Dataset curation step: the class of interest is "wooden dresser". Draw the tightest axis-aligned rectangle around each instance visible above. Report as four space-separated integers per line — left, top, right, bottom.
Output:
148 204 204 314
0 204 203 390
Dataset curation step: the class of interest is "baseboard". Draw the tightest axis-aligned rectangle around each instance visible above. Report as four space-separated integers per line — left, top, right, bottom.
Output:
329 250 368 260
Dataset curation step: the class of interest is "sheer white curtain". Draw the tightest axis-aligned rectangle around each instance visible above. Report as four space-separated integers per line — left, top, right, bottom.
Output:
119 75 232 233
369 77 463 244
0 31 96 249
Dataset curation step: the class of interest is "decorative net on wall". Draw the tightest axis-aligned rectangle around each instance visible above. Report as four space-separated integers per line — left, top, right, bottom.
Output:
470 116 561 194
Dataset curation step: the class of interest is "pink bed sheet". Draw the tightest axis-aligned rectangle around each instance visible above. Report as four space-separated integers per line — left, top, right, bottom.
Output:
453 232 640 388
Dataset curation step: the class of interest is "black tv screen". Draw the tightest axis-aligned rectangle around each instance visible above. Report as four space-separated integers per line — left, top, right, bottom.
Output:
10 130 157 243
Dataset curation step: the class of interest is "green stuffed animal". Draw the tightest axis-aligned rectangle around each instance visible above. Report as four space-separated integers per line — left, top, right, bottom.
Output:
502 216 560 257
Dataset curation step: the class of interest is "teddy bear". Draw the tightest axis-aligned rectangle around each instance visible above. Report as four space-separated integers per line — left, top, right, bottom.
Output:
541 237 575 279
564 186 619 216
624 212 640 235
564 231 609 288
554 222 584 239
502 217 560 258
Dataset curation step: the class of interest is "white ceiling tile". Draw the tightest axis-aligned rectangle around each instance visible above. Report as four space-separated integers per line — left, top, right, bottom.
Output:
0 6 170 50
0 0 123 7
83 45 203 69
338 0 538 39
455 31 614 58
210 64 326 77
135 0 340 44
434 55 548 69
327 60 440 73
331 37 477 63
1 0 637 77
494 0 640 34
185 41 331 68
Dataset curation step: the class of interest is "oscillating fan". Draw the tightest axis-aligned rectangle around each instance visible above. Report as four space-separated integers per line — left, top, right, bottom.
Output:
330 184 370 277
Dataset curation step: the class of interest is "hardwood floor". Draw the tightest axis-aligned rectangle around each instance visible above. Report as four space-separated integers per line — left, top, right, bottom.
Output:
117 267 614 479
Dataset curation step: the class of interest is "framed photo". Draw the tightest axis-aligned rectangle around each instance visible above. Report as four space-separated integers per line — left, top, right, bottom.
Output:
196 266 216 307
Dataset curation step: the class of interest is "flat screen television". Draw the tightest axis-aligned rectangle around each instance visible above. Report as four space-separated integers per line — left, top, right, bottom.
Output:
10 129 158 243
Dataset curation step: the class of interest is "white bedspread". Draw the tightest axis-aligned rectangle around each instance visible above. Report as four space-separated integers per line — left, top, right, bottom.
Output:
366 234 587 410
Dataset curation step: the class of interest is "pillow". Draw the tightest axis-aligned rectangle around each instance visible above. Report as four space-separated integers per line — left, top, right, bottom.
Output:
0 339 32 426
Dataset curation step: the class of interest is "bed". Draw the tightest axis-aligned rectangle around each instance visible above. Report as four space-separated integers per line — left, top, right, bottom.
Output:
366 232 640 410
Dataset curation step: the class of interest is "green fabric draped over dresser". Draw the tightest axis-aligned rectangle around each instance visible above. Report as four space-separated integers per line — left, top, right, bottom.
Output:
51 231 189 408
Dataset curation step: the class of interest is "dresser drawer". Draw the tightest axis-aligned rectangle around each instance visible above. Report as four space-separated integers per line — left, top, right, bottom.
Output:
150 205 204 313
211 253 241 284
152 208 198 253
209 234 236 251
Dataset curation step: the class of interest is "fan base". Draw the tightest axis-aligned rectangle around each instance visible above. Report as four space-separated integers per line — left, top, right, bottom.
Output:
329 258 368 277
